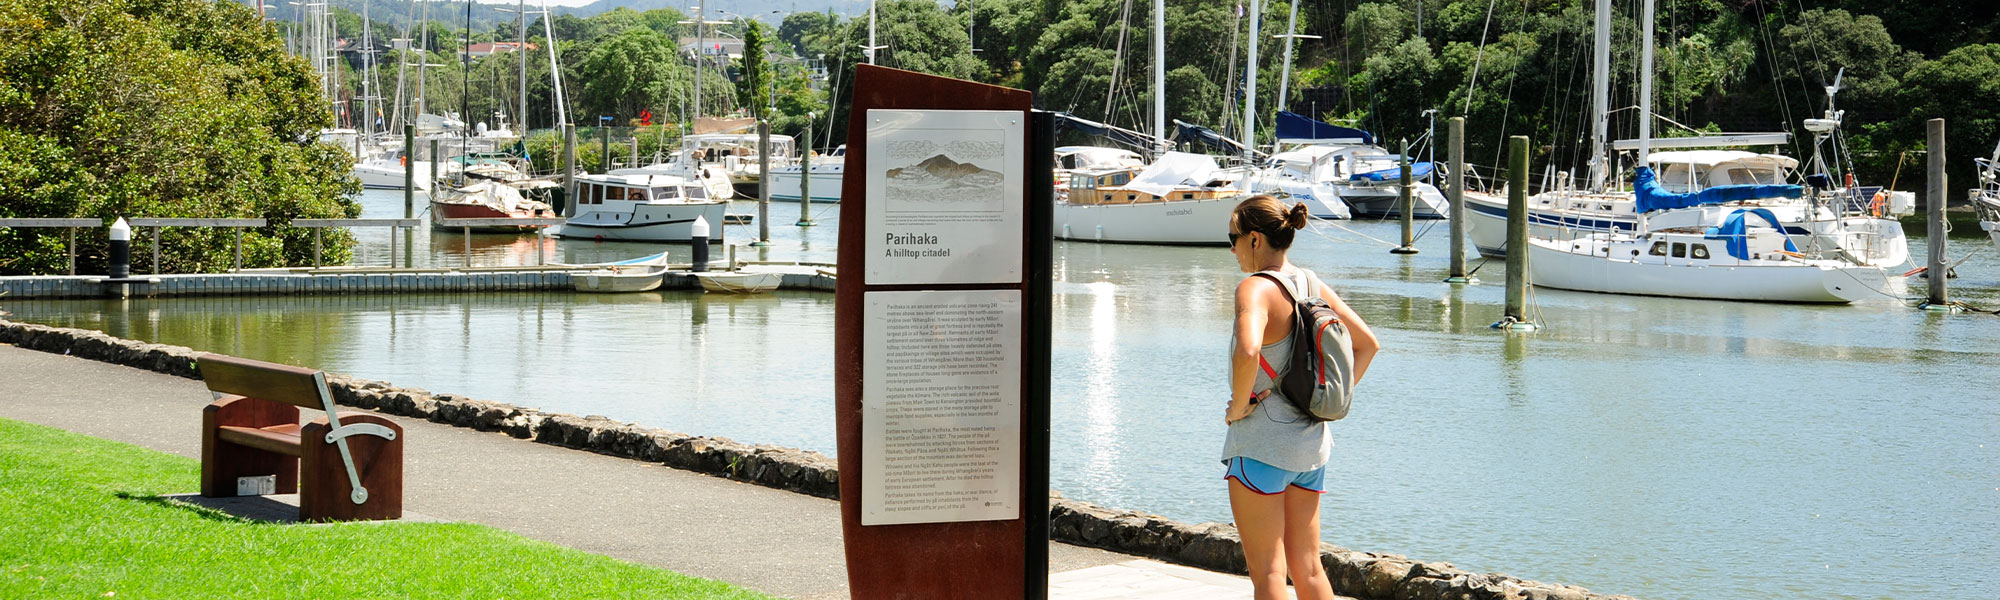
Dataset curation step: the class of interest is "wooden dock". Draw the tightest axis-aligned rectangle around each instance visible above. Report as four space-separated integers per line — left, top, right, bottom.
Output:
0 263 834 300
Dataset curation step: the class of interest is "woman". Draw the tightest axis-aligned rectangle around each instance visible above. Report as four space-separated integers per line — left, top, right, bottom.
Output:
1221 196 1379 600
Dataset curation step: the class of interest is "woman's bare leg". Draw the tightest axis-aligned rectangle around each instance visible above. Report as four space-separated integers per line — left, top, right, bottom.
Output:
1282 486 1338 600
1228 478 1291 600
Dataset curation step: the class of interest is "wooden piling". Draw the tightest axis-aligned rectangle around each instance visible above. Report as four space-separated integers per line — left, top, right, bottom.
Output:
1925 118 1949 309
755 119 771 246
1392 138 1418 254
1446 117 1470 282
403 124 414 268
1498 135 1534 330
799 119 815 227
562 124 577 218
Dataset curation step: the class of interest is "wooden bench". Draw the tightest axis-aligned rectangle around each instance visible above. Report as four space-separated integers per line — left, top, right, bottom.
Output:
198 354 404 522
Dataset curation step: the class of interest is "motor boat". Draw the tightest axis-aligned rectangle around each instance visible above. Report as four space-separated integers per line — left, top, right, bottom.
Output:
767 145 845 203
1052 152 1246 245
555 173 728 243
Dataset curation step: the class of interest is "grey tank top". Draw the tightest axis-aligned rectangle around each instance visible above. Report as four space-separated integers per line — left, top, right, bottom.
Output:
1219 267 1332 472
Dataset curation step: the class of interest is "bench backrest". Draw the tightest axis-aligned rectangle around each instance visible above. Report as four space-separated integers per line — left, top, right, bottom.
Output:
198 354 331 411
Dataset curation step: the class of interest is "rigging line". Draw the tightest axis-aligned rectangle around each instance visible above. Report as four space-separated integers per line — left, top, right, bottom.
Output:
1459 0 1501 116
1749 0 1799 158
1304 218 1400 248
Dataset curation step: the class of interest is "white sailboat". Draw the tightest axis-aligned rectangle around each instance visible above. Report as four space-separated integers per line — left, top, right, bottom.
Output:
1461 0 1909 268
1526 208 1889 303
1978 138 2000 255
1053 152 1245 245
767 145 845 203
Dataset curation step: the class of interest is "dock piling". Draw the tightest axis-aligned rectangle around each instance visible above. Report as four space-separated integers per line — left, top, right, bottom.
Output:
1392 138 1418 254
691 216 711 273
404 124 414 268
754 120 772 246
1494 135 1537 331
799 115 815 227
108 218 130 280
1446 117 1472 282
563 124 577 218
1924 118 1951 310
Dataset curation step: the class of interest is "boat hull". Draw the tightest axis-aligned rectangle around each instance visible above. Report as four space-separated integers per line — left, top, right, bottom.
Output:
429 200 552 232
766 167 844 203
573 268 665 293
1052 197 1240 245
356 161 432 190
1987 220 2000 253
694 271 783 293
558 201 729 243
1340 184 1449 219
1464 191 1909 267
1525 237 1888 303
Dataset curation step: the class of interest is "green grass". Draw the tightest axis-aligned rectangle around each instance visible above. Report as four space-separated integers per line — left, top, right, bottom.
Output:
0 419 778 599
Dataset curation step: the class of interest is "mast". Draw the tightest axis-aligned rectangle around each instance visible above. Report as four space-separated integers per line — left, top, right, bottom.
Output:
1242 0 1260 161
867 0 878 65
463 0 472 155
518 0 527 133
1151 0 1164 152
417 0 428 123
1223 3 1240 140
1275 0 1297 115
541 0 566 129
1587 0 1610 192
1105 0 1131 120
695 0 706 121
1638 0 1655 166
361 0 373 140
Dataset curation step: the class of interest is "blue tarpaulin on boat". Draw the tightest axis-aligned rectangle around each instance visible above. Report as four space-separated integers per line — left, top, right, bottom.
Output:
1351 162 1434 182
1172 120 1257 158
1634 166 1803 213
1703 208 1797 260
1049 112 1167 153
1275 111 1376 145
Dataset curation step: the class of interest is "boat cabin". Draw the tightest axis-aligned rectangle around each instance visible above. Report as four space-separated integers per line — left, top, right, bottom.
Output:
1648 150 1795 193
573 173 711 207
1063 167 1237 205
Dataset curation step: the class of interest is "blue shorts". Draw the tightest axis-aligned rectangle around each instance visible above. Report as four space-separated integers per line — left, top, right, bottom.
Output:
1223 456 1326 495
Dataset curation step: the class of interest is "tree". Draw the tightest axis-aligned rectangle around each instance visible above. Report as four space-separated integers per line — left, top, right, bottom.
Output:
1895 44 2000 202
736 22 773 119
0 0 359 275
574 28 688 121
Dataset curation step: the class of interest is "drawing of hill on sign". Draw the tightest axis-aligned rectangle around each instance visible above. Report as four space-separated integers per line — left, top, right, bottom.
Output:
884 154 1005 212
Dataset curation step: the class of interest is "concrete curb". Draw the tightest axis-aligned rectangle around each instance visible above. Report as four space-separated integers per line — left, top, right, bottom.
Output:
0 319 1633 600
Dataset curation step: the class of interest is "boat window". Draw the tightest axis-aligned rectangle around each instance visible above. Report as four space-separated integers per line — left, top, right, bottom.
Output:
1691 244 1711 260
605 186 627 201
1671 242 1687 258
1659 164 1696 192
1111 173 1131 185
1126 194 1138 202
1182 193 1194 200
1649 241 1668 256
653 187 678 199
579 183 596 204
628 188 649 201
1103 194 1113 202
687 185 707 199
1727 167 1775 185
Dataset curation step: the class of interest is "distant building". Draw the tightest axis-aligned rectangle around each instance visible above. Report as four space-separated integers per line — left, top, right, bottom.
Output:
681 37 745 60
463 42 538 59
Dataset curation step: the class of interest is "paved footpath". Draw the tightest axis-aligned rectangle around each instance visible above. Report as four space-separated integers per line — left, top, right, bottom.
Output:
0 345 1277 599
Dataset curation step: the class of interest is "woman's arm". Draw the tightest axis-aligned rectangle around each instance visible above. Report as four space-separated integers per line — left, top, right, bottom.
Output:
1228 277 1272 424
1307 271 1380 386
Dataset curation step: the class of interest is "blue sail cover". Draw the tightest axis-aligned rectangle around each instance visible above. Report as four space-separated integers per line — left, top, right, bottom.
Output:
1703 208 1798 260
1049 112 1167 152
1172 119 1255 157
1274 111 1375 145
1634 166 1803 213
1351 162 1435 182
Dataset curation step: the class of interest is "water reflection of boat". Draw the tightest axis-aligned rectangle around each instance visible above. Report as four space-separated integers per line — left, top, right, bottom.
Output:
1528 206 1889 303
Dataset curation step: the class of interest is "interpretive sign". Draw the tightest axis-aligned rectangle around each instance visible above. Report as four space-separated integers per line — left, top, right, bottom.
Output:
834 65 1053 599
864 110 1025 285
861 290 1023 525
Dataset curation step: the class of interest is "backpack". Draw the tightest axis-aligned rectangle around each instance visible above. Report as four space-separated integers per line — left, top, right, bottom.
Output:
1252 270 1355 423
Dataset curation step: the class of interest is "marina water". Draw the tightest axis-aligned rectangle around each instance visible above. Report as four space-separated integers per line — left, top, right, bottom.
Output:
7 190 1998 600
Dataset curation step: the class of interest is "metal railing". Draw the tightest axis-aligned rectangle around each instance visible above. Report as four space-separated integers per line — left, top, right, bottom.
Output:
292 219 421 268
128 218 267 273
434 218 567 268
0 218 101 275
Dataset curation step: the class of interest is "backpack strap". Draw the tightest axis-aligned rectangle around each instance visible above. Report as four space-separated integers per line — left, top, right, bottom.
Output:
1249 270 1301 385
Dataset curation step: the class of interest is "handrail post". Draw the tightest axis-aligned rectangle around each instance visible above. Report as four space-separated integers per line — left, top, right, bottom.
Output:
67 227 77 275
313 229 323 268
152 226 161 274
234 229 243 271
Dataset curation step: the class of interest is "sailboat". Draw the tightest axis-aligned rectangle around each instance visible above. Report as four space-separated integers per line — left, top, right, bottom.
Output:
1524 0 1888 303
1978 138 2000 255
1255 111 1446 219
1460 0 1909 268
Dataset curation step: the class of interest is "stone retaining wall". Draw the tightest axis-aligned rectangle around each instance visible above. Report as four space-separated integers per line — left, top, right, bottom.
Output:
0 318 1633 600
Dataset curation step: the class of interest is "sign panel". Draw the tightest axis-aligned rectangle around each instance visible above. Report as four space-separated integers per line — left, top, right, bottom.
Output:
864 109 1026 285
861 289 1023 526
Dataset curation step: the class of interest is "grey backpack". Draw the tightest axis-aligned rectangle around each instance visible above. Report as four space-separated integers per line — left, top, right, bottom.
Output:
1253 270 1355 422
